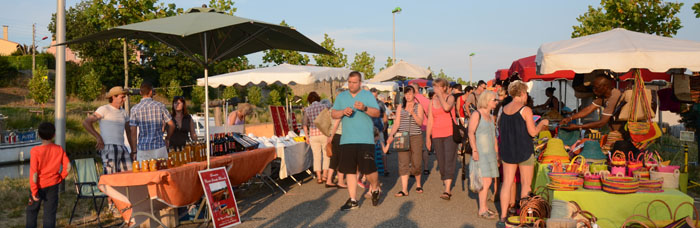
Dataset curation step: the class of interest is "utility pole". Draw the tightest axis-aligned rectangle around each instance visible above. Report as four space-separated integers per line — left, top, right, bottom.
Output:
469 53 475 83
32 23 35 74
392 7 402 65
55 0 67 192
123 39 130 113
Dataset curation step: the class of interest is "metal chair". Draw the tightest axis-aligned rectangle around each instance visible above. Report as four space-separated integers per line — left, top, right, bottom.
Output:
68 158 107 226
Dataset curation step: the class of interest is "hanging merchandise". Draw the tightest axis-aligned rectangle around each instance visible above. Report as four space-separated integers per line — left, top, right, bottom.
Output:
625 70 662 144
657 88 681 112
672 74 693 103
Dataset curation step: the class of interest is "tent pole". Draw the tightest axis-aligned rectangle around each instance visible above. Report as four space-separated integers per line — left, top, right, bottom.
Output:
204 33 211 170
559 80 562 113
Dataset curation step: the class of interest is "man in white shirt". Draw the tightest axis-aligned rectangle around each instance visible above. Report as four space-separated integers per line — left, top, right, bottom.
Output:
83 86 135 174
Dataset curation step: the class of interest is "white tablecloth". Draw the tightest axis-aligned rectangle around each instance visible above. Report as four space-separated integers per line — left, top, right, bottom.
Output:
275 142 312 179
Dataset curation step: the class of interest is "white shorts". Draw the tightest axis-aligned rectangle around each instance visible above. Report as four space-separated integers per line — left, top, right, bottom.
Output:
137 146 167 161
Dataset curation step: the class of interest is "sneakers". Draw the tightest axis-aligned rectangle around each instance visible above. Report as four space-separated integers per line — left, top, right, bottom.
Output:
371 190 380 206
340 198 359 211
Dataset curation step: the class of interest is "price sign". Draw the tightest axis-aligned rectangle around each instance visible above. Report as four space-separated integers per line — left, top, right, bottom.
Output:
680 131 695 142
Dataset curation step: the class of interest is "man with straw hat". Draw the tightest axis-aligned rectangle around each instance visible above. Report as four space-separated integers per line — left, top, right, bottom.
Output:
82 86 135 174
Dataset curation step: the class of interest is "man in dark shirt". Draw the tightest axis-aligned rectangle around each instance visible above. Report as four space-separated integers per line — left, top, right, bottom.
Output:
560 74 622 130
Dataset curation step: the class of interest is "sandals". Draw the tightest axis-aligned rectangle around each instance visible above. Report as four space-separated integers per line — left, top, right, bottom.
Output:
415 187 424 193
325 183 337 188
336 184 348 189
316 179 324 184
394 191 408 197
440 192 452 200
478 209 498 220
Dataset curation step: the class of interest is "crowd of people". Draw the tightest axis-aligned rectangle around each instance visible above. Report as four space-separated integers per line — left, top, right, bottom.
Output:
300 71 564 225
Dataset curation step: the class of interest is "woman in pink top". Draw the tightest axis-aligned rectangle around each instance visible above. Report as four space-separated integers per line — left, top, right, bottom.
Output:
426 78 457 200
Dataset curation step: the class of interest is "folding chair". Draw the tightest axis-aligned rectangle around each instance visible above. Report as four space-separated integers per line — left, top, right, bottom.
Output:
69 158 108 226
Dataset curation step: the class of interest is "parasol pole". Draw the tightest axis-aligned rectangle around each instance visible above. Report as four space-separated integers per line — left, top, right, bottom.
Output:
204 33 211 169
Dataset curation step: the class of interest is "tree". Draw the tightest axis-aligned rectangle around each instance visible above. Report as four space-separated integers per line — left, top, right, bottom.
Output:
222 86 238 99
312 34 347 67
166 80 183 100
77 69 103 102
129 75 143 104
28 65 53 105
262 21 311 66
572 0 683 38
693 2 700 18
208 0 237 15
378 56 393 71
247 86 262 106
0 57 18 85
268 90 282 106
351 51 376 80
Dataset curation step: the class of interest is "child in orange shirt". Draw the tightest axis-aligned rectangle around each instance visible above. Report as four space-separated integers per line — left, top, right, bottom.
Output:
26 122 70 228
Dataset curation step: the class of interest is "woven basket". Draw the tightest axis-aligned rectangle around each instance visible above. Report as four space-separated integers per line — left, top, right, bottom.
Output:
601 173 639 194
650 167 680 189
609 150 627 167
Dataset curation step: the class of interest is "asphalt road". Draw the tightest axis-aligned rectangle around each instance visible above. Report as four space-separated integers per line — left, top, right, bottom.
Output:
231 151 499 228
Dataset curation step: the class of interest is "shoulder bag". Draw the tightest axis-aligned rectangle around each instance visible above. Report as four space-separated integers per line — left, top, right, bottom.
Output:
625 70 662 144
313 108 333 137
392 105 415 151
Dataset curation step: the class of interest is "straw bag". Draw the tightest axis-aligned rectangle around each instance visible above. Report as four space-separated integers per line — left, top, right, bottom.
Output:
622 200 699 228
589 161 608 174
566 155 587 175
583 171 608 190
633 167 650 180
313 108 333 137
618 88 655 121
601 131 622 152
644 150 671 169
609 150 627 167
627 151 644 176
625 70 662 144
650 166 680 189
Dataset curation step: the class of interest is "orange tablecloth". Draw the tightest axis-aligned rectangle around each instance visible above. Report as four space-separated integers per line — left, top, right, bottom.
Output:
98 148 275 225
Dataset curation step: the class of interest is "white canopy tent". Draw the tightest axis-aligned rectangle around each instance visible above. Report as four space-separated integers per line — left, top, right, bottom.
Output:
369 60 431 82
536 28 700 74
344 81 398 92
197 63 352 87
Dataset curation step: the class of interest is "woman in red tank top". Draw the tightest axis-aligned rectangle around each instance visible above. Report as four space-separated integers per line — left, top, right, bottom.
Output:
426 78 458 200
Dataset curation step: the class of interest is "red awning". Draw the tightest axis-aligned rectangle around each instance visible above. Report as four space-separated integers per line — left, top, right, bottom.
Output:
508 55 575 82
618 69 671 82
495 69 509 81
407 78 432 87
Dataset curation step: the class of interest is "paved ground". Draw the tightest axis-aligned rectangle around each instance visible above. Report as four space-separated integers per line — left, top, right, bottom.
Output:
232 151 499 228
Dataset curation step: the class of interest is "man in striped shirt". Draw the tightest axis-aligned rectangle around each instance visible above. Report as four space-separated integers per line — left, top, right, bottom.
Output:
129 81 175 161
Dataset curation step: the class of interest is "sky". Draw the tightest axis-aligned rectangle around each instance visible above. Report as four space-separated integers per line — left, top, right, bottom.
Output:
2 0 700 83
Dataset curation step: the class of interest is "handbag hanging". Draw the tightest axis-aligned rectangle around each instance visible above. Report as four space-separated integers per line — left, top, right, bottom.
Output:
392 105 415 151
625 70 661 144
450 97 466 143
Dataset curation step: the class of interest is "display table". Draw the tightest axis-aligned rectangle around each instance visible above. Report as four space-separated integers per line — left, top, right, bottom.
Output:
98 148 276 227
274 141 312 179
550 189 694 228
532 162 551 191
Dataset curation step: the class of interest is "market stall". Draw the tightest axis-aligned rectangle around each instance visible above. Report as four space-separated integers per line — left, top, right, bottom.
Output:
507 28 700 228
368 60 431 82
59 7 332 227
98 148 276 227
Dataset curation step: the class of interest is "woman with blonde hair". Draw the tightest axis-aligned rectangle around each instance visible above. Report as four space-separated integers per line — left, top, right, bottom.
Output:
227 103 253 126
467 90 499 219
497 81 549 224
426 78 457 200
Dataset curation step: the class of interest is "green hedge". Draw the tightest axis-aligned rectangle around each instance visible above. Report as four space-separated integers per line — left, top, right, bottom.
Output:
0 54 55 71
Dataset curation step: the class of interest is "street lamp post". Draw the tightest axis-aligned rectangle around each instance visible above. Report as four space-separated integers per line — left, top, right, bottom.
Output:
392 7 402 65
469 52 475 84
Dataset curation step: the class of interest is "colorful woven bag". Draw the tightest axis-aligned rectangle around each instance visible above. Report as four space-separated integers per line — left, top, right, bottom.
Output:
625 70 662 144
609 150 627 167
601 173 639 194
627 151 644 176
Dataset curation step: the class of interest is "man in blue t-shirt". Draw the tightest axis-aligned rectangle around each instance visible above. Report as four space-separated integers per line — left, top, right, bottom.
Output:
331 71 381 210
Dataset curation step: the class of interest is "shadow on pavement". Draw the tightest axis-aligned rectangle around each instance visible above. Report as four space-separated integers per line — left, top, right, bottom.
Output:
256 190 334 228
374 201 418 228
